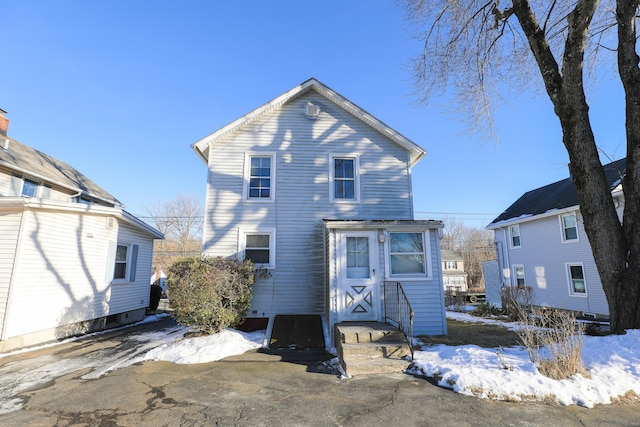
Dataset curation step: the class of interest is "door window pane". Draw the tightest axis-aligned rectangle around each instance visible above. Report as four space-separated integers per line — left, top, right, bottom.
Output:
346 236 369 278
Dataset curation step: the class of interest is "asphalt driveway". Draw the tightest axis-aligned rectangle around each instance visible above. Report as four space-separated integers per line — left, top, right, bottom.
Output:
0 316 638 426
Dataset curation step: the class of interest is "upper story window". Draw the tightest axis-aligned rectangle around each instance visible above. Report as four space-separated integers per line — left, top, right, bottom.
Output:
566 263 587 296
389 232 427 276
510 225 521 248
241 228 275 268
245 153 275 200
444 261 458 270
561 213 579 242
331 155 359 202
9 175 51 199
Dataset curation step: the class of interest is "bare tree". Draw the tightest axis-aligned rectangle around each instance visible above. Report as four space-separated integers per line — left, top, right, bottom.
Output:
401 0 640 333
144 194 204 271
442 217 495 288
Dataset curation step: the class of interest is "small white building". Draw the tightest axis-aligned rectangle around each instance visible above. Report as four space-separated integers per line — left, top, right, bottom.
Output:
441 249 468 293
192 78 447 347
0 111 163 352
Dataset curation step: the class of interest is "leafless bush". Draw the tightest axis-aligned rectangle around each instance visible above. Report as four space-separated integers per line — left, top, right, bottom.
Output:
501 286 535 320
515 305 588 380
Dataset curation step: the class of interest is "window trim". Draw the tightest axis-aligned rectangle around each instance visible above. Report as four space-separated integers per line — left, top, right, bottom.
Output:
560 213 580 243
510 224 521 248
239 228 276 269
243 152 276 202
386 230 432 279
10 174 47 198
566 262 588 297
111 242 138 284
330 154 360 203
513 264 525 287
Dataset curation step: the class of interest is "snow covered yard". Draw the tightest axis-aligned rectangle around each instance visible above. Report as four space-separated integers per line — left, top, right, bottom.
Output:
2 312 639 412
409 311 640 408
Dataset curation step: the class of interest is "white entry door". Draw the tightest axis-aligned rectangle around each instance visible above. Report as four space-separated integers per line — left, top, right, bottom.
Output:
337 231 379 321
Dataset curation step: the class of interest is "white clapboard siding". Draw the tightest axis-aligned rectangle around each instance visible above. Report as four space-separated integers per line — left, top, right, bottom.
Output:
505 213 609 316
4 209 156 339
402 230 447 335
107 222 155 315
5 210 115 338
203 92 415 316
0 211 23 336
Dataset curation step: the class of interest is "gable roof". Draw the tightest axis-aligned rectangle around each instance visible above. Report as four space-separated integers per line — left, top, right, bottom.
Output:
441 249 464 262
192 78 426 166
488 158 626 227
0 137 122 206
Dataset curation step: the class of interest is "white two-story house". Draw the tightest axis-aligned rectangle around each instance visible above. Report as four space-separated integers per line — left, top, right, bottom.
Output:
487 158 626 320
0 110 163 352
192 78 446 348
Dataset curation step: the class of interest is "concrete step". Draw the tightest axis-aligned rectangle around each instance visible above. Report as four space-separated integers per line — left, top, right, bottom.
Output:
337 322 407 344
339 342 411 360
340 357 410 376
335 322 413 377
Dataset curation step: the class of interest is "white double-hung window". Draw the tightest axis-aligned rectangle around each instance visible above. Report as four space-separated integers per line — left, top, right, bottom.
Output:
240 228 275 268
106 241 139 283
566 263 587 296
510 225 521 248
561 213 579 242
330 155 360 202
244 153 275 201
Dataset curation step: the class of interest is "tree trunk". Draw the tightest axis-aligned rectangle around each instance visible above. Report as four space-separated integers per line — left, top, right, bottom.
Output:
613 0 640 331
512 0 640 333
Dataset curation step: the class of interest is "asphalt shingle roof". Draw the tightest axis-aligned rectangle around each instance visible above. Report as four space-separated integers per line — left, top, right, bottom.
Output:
489 158 626 225
0 137 121 206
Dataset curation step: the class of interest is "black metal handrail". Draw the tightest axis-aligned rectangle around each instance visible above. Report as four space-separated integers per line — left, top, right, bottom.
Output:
384 281 414 357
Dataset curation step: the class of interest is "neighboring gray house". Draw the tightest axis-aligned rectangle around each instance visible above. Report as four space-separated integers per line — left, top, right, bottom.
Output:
487 158 626 319
441 249 468 293
0 110 163 352
192 78 447 347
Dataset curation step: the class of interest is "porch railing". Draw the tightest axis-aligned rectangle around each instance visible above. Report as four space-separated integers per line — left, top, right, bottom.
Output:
383 281 414 357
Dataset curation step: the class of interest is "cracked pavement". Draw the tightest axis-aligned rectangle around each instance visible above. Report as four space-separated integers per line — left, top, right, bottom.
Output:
0 317 638 426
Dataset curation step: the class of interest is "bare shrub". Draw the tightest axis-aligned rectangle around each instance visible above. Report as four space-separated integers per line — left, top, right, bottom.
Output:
501 286 535 320
515 305 588 380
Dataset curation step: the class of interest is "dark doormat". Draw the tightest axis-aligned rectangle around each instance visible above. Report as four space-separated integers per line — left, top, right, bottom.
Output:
269 315 325 350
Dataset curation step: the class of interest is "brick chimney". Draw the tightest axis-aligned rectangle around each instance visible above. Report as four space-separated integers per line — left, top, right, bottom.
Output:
0 109 8 136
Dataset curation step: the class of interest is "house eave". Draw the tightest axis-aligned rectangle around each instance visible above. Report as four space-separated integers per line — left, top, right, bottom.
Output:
192 78 427 167
0 198 163 239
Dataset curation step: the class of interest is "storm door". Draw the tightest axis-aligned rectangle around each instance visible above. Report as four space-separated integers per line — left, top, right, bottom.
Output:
336 231 379 321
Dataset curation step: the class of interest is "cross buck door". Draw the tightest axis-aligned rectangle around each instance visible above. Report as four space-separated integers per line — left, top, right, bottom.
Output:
337 231 379 321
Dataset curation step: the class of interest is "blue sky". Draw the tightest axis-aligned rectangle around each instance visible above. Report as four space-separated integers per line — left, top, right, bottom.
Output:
2 1 627 228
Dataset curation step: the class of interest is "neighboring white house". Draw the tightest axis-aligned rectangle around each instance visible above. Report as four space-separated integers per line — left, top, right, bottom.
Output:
487 158 626 320
192 78 446 347
441 249 468 293
0 110 163 352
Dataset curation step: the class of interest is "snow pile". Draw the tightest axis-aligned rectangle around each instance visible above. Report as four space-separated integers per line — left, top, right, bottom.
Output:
139 328 264 364
410 312 640 407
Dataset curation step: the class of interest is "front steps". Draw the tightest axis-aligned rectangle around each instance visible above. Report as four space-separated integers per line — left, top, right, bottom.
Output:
335 322 412 377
